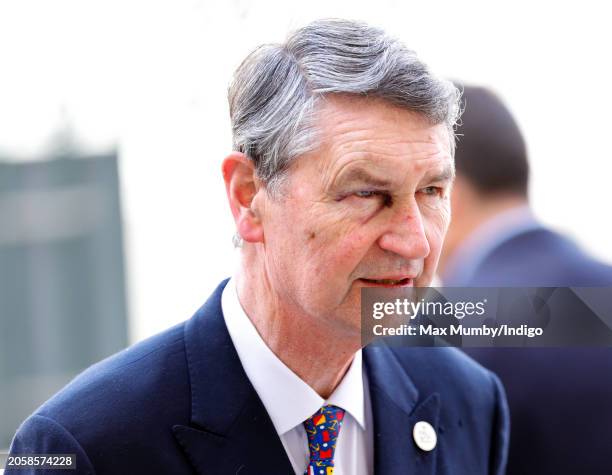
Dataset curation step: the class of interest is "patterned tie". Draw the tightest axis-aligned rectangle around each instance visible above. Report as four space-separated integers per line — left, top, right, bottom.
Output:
303 405 346 475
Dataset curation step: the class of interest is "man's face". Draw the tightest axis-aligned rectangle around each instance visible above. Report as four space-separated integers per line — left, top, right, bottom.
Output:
256 95 454 335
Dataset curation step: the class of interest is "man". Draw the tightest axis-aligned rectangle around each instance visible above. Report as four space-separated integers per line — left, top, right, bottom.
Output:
8 21 508 475
439 84 612 474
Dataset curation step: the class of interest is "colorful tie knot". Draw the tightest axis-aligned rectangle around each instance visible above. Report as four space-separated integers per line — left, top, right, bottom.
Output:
303 405 346 475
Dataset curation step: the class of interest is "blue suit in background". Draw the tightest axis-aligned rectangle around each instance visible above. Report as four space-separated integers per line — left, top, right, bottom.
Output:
8 279 509 475
444 210 612 475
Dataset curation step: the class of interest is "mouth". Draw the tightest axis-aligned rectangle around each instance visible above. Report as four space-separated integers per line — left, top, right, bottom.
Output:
358 277 414 287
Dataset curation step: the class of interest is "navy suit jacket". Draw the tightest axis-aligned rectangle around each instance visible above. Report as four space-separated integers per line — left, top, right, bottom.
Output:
9 279 509 474
452 227 612 475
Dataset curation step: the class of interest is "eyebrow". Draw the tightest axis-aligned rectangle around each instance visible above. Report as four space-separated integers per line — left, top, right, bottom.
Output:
334 163 455 189
424 165 455 184
334 167 393 188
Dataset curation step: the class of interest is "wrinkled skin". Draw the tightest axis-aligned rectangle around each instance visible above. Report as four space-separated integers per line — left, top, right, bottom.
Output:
249 95 454 337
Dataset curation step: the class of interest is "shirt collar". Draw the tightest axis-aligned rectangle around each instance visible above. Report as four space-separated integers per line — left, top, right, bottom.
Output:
221 276 366 435
442 204 541 285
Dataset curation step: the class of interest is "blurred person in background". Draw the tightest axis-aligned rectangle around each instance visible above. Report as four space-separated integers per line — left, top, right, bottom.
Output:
6 21 509 475
439 84 612 474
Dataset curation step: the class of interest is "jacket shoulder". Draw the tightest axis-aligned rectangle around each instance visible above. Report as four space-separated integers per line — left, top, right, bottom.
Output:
12 322 191 460
477 228 612 285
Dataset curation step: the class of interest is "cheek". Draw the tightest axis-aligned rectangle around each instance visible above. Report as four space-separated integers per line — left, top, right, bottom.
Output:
306 221 374 276
426 219 448 253
424 201 451 242
422 205 451 266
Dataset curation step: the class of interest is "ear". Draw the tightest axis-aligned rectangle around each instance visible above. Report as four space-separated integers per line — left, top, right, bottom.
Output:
221 152 264 243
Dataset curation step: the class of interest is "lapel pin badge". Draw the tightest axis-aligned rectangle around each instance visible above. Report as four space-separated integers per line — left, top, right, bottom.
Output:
413 420 437 451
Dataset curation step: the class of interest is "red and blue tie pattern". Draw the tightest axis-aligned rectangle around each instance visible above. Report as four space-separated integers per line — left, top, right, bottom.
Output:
303 405 345 475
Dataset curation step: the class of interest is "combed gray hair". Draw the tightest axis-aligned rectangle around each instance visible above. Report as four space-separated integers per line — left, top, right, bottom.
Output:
228 18 461 196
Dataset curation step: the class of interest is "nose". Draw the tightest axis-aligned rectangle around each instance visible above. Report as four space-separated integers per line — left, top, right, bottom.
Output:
377 201 430 260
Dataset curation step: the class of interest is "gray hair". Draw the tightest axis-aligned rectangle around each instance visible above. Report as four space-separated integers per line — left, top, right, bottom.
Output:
228 18 461 196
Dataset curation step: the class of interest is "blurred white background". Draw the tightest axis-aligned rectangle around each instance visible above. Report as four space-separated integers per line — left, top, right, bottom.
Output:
1 0 610 343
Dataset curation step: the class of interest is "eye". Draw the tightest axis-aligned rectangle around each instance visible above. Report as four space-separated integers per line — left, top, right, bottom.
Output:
355 190 379 198
419 186 443 197
354 190 393 207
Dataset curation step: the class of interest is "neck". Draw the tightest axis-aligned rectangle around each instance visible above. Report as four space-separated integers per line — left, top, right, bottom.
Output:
439 194 528 275
235 246 360 399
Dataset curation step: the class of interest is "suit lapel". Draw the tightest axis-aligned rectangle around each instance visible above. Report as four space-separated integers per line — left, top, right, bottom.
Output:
172 280 294 475
173 280 443 475
364 345 441 475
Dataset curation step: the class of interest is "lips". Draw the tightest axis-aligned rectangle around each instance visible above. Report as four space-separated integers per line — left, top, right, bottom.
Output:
359 277 414 287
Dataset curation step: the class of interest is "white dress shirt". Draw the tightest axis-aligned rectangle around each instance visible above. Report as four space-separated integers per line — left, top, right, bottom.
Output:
221 277 374 475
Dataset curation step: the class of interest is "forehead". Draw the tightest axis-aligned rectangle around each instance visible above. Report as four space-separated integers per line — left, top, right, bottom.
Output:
302 95 452 184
